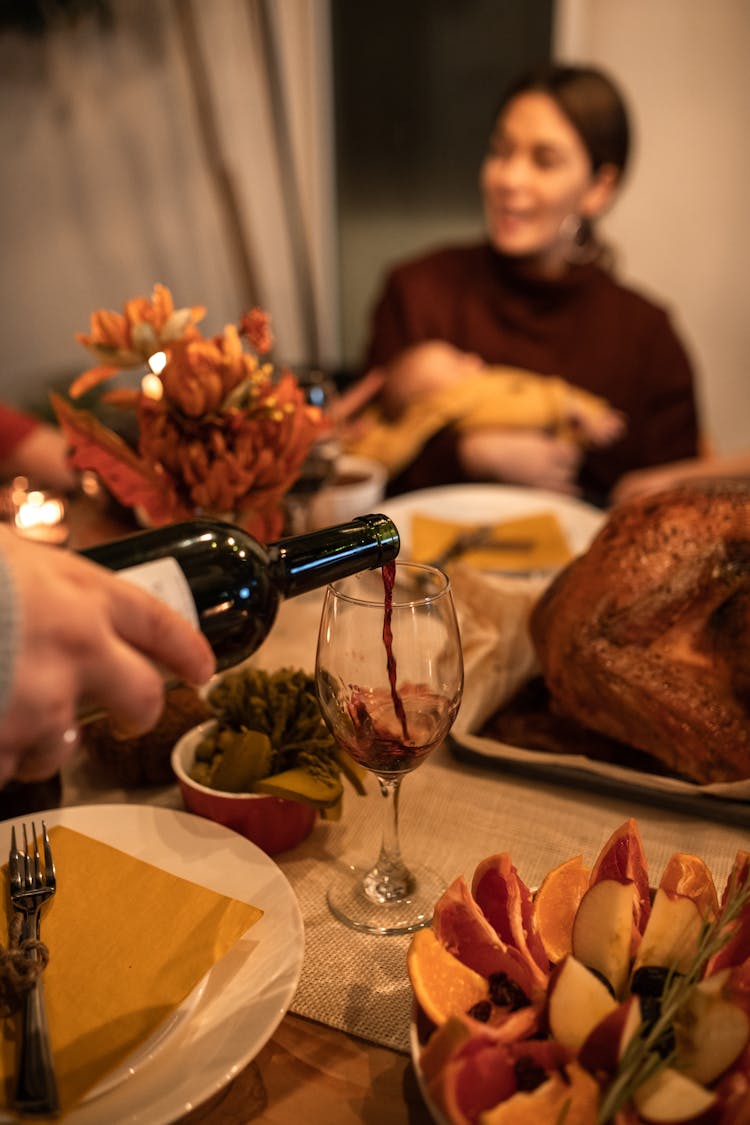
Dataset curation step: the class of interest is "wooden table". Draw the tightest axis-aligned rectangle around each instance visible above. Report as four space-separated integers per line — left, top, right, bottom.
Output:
180 1019 430 1125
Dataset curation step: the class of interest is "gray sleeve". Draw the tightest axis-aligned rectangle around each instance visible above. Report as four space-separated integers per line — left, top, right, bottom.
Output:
0 543 19 719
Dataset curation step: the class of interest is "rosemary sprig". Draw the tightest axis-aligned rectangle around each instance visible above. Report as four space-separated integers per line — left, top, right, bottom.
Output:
597 867 750 1124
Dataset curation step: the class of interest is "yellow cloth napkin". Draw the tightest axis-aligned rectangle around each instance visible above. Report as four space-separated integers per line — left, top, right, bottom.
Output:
0 825 263 1117
410 510 573 572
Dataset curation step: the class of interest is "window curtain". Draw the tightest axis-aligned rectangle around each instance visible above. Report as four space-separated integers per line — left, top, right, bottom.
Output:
0 0 339 411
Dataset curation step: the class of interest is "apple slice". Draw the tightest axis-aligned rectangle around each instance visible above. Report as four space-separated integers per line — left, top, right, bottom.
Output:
578 994 642 1076
546 955 617 1050
572 878 635 998
674 974 750 1086
633 1066 720 1124
633 888 704 976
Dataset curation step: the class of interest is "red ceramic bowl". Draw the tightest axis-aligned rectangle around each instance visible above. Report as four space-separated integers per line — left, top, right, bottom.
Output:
171 720 316 856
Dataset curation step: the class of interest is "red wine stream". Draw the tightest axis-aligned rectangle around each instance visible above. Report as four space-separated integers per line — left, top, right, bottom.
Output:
382 561 409 741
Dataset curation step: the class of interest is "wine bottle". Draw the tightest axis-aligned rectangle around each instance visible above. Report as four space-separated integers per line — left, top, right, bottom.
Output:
81 513 400 671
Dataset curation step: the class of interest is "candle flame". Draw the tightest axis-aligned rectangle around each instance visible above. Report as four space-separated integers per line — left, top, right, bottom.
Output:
15 496 65 529
141 372 164 401
148 351 167 375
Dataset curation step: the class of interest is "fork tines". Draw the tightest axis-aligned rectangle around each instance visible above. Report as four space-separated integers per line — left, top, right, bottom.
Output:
8 820 59 1116
9 821 55 894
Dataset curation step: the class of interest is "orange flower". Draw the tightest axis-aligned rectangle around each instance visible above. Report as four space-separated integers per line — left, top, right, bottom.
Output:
159 326 262 417
239 307 273 355
70 283 205 398
55 293 326 541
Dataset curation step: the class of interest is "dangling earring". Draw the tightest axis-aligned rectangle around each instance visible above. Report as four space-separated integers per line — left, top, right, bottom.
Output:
560 214 599 266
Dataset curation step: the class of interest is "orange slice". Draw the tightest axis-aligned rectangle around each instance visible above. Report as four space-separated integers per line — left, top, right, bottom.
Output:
532 855 590 965
407 928 488 1026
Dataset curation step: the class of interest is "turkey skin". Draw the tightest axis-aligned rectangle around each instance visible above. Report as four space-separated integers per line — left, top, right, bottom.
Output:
530 481 750 784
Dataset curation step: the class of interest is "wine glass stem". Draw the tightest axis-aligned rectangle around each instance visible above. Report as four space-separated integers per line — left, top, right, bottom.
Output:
362 775 416 904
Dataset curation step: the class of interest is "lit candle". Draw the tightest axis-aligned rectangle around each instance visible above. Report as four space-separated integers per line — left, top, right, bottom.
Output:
140 350 167 401
140 373 164 401
148 350 167 375
14 489 68 545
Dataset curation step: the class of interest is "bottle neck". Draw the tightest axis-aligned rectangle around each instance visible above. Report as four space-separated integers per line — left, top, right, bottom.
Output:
267 514 400 597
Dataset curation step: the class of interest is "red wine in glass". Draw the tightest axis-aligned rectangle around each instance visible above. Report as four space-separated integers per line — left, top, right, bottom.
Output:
315 560 463 935
345 684 458 775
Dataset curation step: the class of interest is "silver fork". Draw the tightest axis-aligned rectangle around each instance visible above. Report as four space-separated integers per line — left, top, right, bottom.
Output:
8 821 60 1116
426 524 534 570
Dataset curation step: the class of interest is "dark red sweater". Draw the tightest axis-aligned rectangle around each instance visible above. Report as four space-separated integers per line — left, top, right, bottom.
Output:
364 242 700 505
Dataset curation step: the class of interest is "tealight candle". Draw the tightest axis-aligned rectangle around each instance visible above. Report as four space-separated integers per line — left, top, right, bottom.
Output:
13 488 69 545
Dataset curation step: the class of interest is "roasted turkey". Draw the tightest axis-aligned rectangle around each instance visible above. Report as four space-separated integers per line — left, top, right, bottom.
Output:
530 480 750 784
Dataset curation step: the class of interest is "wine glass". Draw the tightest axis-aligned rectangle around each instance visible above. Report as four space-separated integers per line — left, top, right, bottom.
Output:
315 561 463 935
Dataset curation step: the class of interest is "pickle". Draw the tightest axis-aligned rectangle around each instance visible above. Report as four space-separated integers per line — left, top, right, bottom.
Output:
196 666 367 812
255 766 343 808
208 731 273 793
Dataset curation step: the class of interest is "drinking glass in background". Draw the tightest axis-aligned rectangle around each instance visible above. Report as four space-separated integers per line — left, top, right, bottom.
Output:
284 367 341 534
316 562 463 935
307 453 387 530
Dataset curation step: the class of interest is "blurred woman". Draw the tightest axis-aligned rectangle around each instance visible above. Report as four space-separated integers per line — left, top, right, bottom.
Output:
363 64 699 505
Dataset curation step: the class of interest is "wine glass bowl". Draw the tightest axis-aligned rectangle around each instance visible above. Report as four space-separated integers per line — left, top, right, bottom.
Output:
316 561 463 935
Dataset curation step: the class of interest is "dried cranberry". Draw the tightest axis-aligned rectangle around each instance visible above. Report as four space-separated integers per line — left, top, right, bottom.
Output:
514 1056 547 1092
488 972 530 1010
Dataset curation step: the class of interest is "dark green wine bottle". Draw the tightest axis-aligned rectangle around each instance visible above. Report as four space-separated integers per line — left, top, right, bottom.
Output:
82 514 400 671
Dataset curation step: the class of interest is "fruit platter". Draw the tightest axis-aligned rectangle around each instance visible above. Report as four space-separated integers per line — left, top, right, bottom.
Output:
407 819 750 1123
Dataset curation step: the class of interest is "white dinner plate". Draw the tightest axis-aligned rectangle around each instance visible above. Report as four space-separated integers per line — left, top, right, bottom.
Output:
0 804 304 1124
380 483 605 563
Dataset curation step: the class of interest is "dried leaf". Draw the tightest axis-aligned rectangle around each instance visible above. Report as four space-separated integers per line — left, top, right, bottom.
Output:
69 364 121 399
50 393 184 524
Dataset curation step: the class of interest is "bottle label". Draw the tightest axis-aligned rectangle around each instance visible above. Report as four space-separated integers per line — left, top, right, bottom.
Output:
118 557 200 630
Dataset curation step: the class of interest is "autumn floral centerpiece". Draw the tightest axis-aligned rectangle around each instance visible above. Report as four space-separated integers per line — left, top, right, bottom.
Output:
51 285 325 540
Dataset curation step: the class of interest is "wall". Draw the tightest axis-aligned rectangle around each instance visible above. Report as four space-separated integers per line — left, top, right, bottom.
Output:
3 0 747 456
554 0 750 453
332 0 553 370
0 1 339 414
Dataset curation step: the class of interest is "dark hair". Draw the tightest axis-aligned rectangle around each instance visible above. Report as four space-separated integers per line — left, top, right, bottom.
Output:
495 63 631 177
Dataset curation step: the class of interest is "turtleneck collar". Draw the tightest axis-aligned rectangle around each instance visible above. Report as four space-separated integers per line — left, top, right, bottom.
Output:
484 242 605 298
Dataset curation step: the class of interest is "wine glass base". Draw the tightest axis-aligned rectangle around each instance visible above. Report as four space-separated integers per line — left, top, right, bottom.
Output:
327 862 446 936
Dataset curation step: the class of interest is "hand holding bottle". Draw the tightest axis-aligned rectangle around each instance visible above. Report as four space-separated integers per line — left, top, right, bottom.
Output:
0 526 215 784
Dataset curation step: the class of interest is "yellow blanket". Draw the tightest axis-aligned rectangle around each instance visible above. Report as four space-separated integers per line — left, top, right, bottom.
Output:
348 369 611 477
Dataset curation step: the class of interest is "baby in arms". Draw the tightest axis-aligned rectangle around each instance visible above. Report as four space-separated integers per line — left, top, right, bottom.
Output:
347 340 626 478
